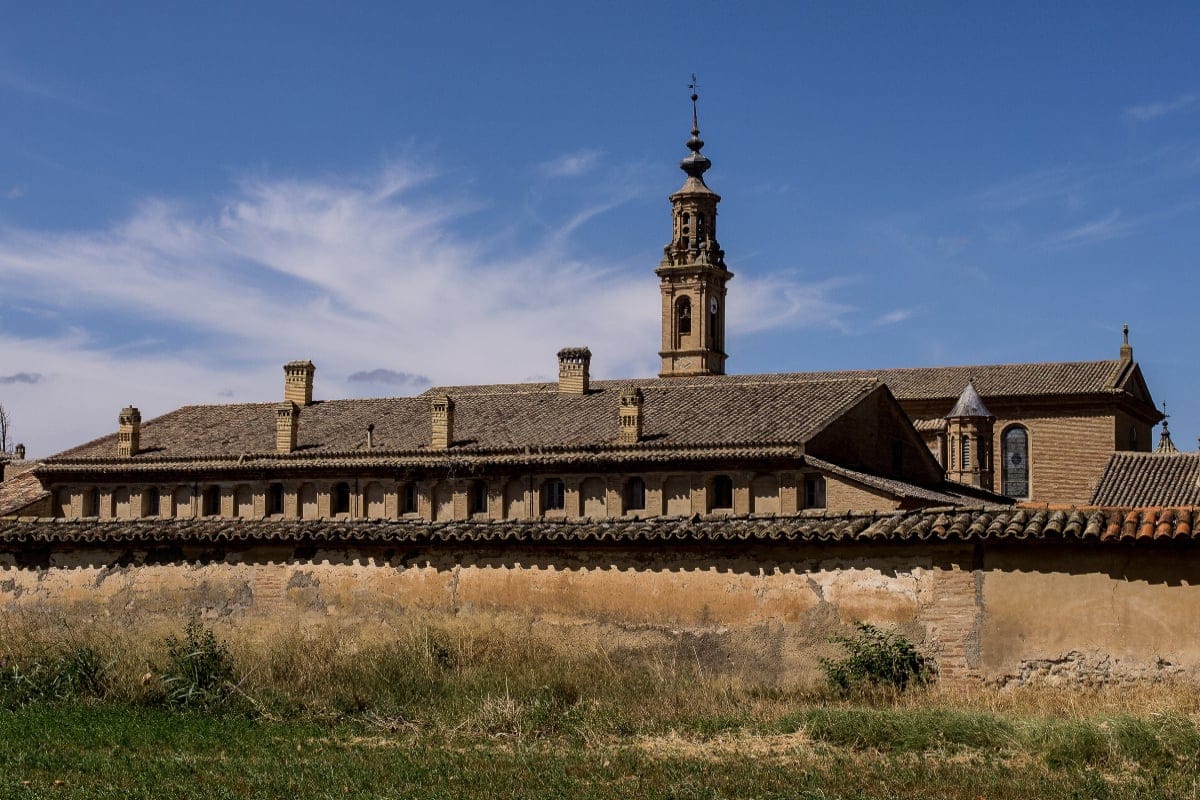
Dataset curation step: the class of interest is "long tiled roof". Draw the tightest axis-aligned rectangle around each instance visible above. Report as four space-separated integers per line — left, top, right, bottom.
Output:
426 359 1135 403
1090 452 1200 507
2 507 1197 545
801 456 1005 506
46 378 879 464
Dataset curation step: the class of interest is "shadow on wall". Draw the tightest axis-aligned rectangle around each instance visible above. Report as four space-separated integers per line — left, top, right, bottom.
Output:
2 539 1199 586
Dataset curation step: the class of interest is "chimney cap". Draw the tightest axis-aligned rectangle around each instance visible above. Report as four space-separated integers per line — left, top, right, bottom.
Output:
557 347 592 361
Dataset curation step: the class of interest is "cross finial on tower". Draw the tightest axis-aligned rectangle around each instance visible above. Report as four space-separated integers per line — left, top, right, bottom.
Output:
688 73 700 135
1120 323 1133 361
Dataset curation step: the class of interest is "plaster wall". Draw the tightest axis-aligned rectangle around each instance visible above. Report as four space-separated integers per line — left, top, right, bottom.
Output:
3 540 1197 687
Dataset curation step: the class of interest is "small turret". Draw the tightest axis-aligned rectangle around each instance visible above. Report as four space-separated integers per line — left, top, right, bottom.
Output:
945 380 995 490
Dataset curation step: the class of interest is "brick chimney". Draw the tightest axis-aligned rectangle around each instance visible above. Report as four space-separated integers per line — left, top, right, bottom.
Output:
117 406 141 458
276 402 299 453
431 395 454 450
284 360 315 406
557 347 591 394
618 387 644 444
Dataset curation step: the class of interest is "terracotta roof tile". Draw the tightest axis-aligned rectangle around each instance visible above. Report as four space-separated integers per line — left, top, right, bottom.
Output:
1090 452 1200 506
0 470 49 516
427 359 1132 403
3 507 1198 546
46 378 879 464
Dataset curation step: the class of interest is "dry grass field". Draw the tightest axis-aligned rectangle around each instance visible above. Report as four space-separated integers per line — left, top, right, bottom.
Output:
2 613 1199 798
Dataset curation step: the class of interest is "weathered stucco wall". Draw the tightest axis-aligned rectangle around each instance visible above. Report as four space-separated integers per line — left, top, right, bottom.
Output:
4 537 1197 686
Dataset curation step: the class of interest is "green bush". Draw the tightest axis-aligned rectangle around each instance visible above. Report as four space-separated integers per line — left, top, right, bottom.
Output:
159 619 238 710
820 622 935 694
0 646 108 707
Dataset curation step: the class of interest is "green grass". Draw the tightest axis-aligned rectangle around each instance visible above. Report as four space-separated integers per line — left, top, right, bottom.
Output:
2 618 1200 798
1 703 1199 799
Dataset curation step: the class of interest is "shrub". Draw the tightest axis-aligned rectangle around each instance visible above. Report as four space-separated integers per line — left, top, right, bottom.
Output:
159 620 238 710
0 646 108 707
820 622 935 694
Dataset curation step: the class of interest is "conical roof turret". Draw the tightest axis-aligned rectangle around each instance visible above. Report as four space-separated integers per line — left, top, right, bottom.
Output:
946 380 994 419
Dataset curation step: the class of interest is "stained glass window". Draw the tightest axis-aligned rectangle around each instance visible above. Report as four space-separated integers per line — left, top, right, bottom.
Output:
1002 427 1029 498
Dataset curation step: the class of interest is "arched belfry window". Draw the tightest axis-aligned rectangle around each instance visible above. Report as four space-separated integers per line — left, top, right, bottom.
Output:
1001 426 1030 498
681 212 690 247
676 296 692 342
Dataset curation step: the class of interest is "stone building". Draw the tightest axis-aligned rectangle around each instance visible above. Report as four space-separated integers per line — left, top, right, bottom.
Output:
0 97 1162 519
1 95 1195 690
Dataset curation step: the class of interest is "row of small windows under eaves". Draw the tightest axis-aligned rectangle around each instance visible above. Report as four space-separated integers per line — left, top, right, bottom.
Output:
51 473 830 521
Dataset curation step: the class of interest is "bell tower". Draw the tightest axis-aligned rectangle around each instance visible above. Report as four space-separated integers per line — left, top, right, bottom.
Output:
657 78 733 377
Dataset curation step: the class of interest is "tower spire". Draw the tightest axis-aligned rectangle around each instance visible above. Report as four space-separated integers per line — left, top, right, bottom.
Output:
680 73 712 184
656 76 733 378
1157 402 1178 453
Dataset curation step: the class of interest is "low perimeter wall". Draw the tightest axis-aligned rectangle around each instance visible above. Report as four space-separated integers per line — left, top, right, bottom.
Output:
2 510 1199 687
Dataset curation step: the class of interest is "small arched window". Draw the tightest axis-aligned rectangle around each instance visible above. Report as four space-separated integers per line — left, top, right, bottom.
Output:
334 482 352 515
83 488 100 518
625 477 646 511
1130 425 1139 451
1001 426 1030 499
470 480 488 516
268 483 284 516
961 435 971 470
145 487 161 517
202 486 220 517
402 483 418 515
542 479 565 512
804 475 826 509
712 475 734 510
676 296 692 339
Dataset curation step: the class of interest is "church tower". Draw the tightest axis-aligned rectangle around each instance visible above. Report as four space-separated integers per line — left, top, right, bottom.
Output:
657 81 733 377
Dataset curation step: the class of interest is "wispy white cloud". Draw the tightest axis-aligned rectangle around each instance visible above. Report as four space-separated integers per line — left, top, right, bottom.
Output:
0 162 852 455
0 67 95 110
1125 92 1198 123
6 185 25 199
538 149 601 178
875 308 914 327
1042 209 1135 250
732 276 854 334
346 368 431 389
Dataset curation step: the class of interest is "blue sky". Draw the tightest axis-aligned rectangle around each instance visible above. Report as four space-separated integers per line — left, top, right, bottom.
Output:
1 2 1198 456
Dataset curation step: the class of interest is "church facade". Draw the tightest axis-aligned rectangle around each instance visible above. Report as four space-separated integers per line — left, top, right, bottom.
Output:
2 101 1163 521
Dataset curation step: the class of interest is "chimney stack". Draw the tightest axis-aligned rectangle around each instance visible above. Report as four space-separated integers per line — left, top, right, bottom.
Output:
276 402 299 453
284 360 316 406
557 347 591 395
431 395 454 450
619 387 644 444
117 406 141 458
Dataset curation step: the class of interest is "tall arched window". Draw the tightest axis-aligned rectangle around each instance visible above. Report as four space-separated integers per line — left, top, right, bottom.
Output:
712 475 734 510
542 478 565 512
268 483 285 516
675 296 692 343
334 482 352 515
1001 426 1030 498
625 477 646 512
402 483 418 515
961 435 971 470
469 480 488 517
202 486 220 517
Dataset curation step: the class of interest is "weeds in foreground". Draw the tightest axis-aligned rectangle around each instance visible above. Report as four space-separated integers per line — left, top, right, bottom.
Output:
159 618 239 710
820 622 936 694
